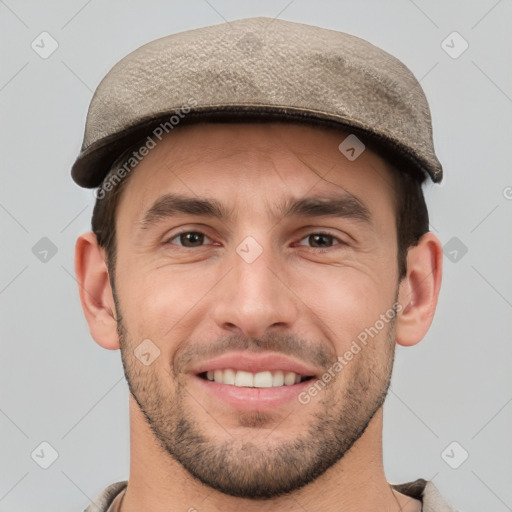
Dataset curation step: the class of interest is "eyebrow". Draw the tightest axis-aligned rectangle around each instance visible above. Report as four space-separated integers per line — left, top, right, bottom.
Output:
139 192 372 229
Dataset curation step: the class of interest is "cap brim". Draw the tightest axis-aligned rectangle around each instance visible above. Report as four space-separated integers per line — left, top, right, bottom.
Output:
71 105 441 188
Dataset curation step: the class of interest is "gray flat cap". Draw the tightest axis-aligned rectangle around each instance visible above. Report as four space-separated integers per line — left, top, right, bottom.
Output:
71 17 442 188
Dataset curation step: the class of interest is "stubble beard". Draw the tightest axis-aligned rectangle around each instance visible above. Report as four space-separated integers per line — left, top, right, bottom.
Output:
116 296 396 499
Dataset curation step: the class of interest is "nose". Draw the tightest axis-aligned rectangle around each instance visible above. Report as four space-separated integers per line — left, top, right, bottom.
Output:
211 243 299 338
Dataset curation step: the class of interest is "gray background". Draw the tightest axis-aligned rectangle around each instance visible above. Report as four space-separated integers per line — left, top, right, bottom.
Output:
1 1 511 511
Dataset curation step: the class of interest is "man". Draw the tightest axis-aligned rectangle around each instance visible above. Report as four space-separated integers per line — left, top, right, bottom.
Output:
72 17 457 512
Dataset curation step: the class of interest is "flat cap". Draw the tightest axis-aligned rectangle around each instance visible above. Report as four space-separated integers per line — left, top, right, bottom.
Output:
71 17 442 188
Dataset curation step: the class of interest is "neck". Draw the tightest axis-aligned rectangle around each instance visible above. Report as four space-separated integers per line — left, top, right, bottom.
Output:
120 396 420 512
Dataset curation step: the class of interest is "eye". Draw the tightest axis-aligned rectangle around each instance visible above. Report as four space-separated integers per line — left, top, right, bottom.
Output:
297 232 346 249
165 231 345 250
166 231 213 248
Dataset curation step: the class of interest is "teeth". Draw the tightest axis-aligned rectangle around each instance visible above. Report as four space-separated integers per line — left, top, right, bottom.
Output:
253 371 272 388
272 370 284 386
206 369 306 388
284 372 296 386
223 368 236 385
235 370 253 387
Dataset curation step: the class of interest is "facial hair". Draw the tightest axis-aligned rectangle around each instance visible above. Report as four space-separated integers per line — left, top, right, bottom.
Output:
115 293 396 499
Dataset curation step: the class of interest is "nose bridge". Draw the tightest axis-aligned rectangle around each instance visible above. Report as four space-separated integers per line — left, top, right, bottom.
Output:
212 237 298 337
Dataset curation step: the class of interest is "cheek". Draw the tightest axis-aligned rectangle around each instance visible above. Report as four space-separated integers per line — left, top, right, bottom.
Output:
116 263 215 344
289 260 397 349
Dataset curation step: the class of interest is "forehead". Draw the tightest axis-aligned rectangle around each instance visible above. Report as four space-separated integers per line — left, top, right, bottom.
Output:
116 122 398 223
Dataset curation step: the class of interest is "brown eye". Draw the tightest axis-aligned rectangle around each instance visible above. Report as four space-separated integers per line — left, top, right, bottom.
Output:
167 231 210 247
297 233 345 249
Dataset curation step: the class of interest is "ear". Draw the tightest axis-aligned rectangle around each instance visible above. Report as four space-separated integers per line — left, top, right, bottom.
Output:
396 232 443 347
75 231 120 350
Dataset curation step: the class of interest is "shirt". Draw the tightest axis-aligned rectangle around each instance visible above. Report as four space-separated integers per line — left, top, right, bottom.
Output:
84 478 458 511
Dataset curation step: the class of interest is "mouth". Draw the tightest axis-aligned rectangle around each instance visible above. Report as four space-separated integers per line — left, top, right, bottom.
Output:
189 352 319 411
198 369 313 387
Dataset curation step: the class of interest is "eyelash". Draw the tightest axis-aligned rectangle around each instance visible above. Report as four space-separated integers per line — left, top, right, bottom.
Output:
165 230 347 251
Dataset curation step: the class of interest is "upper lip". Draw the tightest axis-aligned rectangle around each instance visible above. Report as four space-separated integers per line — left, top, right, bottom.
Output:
190 352 320 377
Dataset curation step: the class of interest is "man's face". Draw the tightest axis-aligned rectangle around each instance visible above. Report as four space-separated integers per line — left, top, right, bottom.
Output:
112 122 400 498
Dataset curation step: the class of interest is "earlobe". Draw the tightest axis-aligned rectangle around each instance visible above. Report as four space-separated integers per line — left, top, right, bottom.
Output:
396 232 443 347
75 231 120 350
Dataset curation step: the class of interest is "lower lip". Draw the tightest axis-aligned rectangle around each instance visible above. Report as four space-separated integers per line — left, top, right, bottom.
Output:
193 375 312 411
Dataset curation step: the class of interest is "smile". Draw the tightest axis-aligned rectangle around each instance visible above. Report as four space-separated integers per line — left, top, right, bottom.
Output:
200 369 312 388
189 352 321 411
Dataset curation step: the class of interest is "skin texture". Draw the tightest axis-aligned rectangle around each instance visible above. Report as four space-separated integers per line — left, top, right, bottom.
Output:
76 122 442 512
